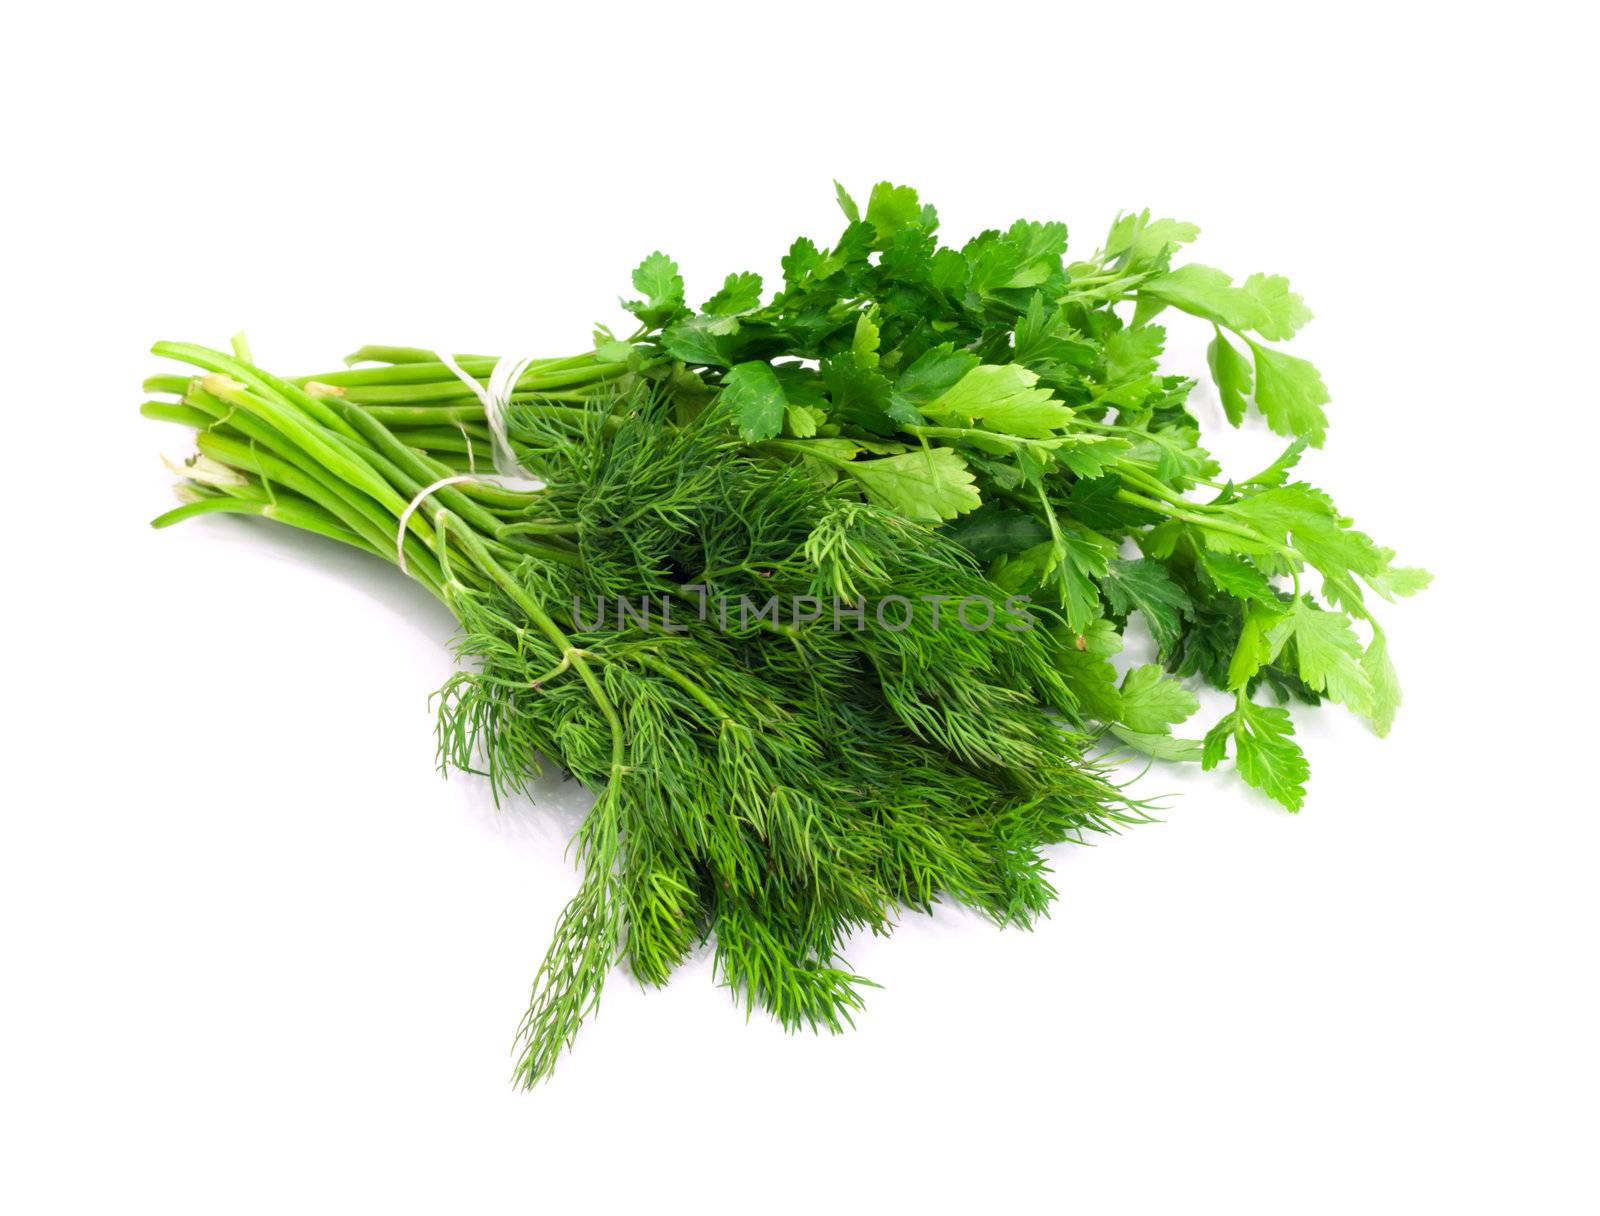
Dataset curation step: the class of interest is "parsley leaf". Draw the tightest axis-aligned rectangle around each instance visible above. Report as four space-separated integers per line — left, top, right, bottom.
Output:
1203 697 1310 811
624 251 687 328
833 180 860 223
1226 601 1293 690
892 343 980 421
944 502 1052 562
1099 557 1192 654
703 272 764 316
1283 600 1372 715
1110 728 1205 762
821 355 896 435
1249 342 1331 446
1198 551 1277 603
1140 264 1268 332
1117 664 1200 734
927 365 1074 438
832 446 981 522
722 361 788 443
1105 210 1201 270
1207 327 1254 426
1362 627 1403 736
660 317 734 367
1055 527 1118 633
1242 273 1314 341
864 181 930 246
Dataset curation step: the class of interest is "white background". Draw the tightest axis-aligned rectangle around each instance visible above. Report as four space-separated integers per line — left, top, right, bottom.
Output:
4 3 1596 1212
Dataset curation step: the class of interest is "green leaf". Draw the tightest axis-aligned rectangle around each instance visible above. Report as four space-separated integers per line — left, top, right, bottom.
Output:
1104 210 1201 268
1054 435 1132 479
660 318 733 367
998 219 1068 287
1117 664 1200 734
892 344 980 419
1207 327 1254 426
1250 343 1330 446
783 404 823 439
928 364 1073 438
833 180 860 223
623 251 686 327
792 438 865 462
1098 558 1192 653
782 237 823 287
703 272 763 316
980 396 1076 440
772 363 830 409
864 181 927 245
1201 714 1233 770
1285 600 1372 715
1056 527 1118 634
722 361 788 443
593 338 635 364
821 355 896 435
1226 602 1292 690
1232 700 1309 811
997 530 1112 635
837 447 981 522
944 502 1051 562
1203 698 1310 811
1362 627 1403 736
1198 552 1277 603
1241 273 1313 341
1054 619 1125 722
1231 484 1397 609
1140 264 1267 332
1367 566 1433 600
991 539 1063 594
851 312 881 368
1243 439 1307 488
1015 293 1094 368
1104 325 1165 384
1109 726 1204 762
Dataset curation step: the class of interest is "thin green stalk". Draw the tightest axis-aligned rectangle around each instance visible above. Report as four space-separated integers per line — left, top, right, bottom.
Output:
333 363 631 405
151 491 367 550
632 651 733 723
356 402 623 434
1114 486 1298 559
437 512 627 773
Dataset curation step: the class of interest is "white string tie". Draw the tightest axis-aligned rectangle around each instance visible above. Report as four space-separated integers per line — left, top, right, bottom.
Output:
395 351 546 574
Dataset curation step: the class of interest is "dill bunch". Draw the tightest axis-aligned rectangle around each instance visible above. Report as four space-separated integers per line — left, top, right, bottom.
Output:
144 343 1146 1086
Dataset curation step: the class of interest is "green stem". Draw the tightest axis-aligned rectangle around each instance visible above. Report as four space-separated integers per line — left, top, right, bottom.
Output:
632 651 732 723
151 491 367 550
356 402 623 434
438 513 627 773
498 520 581 539
1115 487 1298 560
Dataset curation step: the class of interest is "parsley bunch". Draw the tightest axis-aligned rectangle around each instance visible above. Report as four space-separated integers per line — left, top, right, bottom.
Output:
143 181 1424 1082
603 181 1429 809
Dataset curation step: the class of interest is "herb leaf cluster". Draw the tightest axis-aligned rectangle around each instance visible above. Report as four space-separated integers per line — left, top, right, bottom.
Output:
609 182 1428 809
